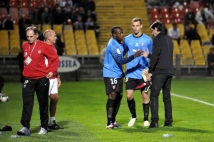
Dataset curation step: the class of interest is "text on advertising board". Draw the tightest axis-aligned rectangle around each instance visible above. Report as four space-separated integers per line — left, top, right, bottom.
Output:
57 56 80 73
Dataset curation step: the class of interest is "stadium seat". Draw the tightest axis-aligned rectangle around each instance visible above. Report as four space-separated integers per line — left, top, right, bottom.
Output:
181 7 189 16
77 45 88 55
88 44 99 55
0 39 9 55
0 8 8 15
162 18 172 24
19 1 28 8
9 0 18 7
29 0 39 11
209 29 214 39
194 55 206 66
19 8 29 16
160 6 169 16
203 45 212 57
53 25 63 34
64 25 73 31
182 56 194 65
190 40 203 57
42 24 52 33
172 40 180 55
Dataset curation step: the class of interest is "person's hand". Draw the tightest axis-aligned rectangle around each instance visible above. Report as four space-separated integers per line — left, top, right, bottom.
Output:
141 50 149 58
134 50 142 58
57 77 61 87
46 72 53 78
142 68 152 81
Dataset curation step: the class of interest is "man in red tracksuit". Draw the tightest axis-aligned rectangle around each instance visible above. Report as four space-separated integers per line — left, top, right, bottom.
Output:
17 26 59 136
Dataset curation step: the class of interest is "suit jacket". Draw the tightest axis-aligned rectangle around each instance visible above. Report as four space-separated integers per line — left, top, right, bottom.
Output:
148 33 174 76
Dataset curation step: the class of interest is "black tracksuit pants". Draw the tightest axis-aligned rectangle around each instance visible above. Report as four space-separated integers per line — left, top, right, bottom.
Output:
150 74 173 124
21 77 49 130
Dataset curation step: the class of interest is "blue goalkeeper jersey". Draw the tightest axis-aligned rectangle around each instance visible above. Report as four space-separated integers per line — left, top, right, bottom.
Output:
124 34 153 79
103 37 135 78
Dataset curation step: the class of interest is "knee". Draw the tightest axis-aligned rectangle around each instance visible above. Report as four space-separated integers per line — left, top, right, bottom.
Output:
50 94 59 102
126 94 133 100
108 92 117 100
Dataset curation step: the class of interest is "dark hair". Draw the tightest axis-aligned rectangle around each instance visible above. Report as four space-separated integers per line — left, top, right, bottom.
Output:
150 21 163 32
132 17 142 25
25 26 38 35
111 26 122 36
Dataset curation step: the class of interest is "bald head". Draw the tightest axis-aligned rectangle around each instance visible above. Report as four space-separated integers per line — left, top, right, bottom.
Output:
43 30 57 45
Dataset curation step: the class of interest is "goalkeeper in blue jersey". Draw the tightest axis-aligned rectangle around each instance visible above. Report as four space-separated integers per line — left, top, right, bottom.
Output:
103 26 142 129
124 17 153 127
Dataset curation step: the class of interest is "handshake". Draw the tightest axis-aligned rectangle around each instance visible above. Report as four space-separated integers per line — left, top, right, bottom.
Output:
142 68 152 82
134 50 150 58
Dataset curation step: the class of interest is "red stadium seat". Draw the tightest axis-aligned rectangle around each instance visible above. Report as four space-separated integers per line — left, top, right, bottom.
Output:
9 0 18 7
0 8 8 15
150 7 159 15
29 0 39 11
181 7 189 16
19 2 28 8
151 17 160 23
160 6 169 15
51 0 58 8
173 17 183 24
162 18 172 24
19 8 29 15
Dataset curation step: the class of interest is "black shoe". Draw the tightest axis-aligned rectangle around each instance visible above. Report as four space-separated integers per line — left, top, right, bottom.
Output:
148 123 158 128
48 121 64 130
163 123 172 127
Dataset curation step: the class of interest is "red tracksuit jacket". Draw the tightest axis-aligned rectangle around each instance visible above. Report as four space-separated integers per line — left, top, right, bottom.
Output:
22 40 59 79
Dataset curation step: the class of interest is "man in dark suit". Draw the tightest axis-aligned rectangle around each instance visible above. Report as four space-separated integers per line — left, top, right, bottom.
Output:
142 20 174 128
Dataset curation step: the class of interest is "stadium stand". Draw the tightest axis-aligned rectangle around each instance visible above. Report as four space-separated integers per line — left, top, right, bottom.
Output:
96 0 150 50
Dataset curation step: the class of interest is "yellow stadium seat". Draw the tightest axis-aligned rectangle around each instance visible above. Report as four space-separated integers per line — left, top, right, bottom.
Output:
182 56 194 65
194 55 206 66
172 40 180 55
53 24 63 34
88 44 99 55
177 24 184 37
66 46 77 55
42 24 52 33
209 29 214 39
203 45 212 56
77 46 88 55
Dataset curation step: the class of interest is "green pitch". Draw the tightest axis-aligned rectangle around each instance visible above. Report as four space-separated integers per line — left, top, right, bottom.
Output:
0 78 214 142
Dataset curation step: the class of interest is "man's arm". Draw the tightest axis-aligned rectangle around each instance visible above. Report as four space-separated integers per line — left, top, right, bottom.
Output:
111 48 141 65
148 38 162 74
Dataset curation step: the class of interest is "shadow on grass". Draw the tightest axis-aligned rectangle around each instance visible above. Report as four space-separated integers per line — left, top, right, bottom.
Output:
116 124 214 134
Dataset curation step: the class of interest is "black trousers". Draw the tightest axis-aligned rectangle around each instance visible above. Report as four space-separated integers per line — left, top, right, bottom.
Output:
150 74 173 124
21 77 49 130
0 76 4 93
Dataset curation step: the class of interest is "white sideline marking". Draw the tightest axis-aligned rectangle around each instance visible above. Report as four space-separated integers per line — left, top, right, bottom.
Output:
171 93 214 107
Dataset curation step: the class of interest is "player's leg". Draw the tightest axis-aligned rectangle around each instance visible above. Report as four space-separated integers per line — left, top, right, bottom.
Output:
48 78 63 129
113 78 123 128
141 89 150 126
113 92 122 128
106 92 117 129
104 77 117 129
126 78 138 126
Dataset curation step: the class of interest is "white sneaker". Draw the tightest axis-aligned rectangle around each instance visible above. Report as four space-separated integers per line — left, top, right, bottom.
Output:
106 123 114 129
38 128 47 134
144 120 150 127
128 117 137 127
17 127 30 136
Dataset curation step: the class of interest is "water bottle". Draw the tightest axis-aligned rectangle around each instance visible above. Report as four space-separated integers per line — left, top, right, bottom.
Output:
10 135 21 138
163 134 174 138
